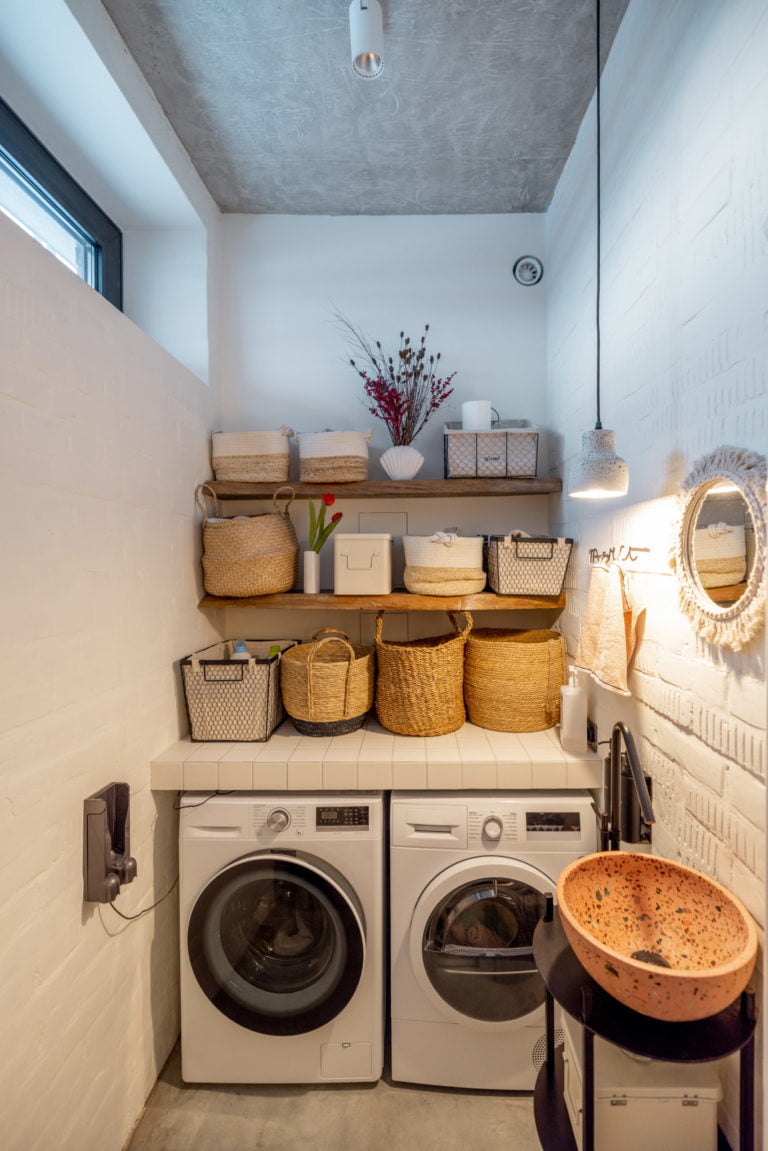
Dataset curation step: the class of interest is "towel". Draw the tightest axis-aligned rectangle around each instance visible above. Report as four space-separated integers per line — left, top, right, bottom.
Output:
574 564 643 695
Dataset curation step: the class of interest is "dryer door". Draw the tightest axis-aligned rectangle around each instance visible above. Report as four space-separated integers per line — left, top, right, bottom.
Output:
187 853 365 1036
408 857 554 1029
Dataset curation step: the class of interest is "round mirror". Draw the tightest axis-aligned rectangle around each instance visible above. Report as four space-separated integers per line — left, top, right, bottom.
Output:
674 446 766 650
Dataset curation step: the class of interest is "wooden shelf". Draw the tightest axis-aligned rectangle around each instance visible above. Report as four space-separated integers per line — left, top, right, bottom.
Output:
206 477 562 500
199 590 566 611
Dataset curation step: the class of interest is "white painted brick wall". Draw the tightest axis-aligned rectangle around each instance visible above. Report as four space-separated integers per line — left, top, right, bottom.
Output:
547 1 767 1144
0 215 221 1151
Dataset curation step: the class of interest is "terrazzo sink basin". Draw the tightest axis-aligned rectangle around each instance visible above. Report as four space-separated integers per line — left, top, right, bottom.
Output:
557 851 757 1022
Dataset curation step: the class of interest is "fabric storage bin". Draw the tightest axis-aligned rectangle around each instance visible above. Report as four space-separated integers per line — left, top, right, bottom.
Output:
443 419 539 478
464 628 566 731
181 639 297 741
693 521 747 588
403 531 485 595
374 611 472 736
334 533 392 594
280 629 375 735
486 532 573 596
195 483 299 597
211 427 292 482
296 430 372 482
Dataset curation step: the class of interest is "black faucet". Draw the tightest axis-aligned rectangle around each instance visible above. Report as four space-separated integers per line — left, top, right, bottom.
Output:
603 721 654 851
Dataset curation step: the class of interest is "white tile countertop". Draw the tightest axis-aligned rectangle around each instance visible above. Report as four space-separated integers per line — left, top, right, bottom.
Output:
151 719 602 792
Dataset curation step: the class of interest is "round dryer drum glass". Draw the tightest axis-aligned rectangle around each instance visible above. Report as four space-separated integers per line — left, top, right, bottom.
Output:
423 878 547 1023
188 857 365 1035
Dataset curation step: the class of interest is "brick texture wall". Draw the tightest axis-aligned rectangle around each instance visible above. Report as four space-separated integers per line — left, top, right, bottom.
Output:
546 1 767 1142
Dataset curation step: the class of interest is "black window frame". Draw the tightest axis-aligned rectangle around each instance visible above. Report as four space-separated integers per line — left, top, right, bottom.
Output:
0 96 122 309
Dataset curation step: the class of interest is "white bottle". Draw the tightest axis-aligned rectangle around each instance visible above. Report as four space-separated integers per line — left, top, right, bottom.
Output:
230 639 250 660
560 671 587 753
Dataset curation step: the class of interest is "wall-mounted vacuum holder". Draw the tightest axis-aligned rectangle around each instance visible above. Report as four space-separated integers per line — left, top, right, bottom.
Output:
83 782 138 903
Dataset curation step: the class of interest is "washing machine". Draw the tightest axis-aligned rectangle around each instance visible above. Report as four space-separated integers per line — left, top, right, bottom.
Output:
180 792 384 1084
390 790 597 1091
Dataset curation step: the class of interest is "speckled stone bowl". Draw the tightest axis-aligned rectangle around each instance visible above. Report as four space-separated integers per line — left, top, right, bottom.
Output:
557 851 757 1022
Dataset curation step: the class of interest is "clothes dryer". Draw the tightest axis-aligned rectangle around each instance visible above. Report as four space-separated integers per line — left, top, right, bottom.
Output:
390 791 597 1090
180 792 384 1083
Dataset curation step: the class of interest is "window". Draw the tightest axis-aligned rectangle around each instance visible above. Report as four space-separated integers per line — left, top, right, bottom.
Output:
0 97 122 308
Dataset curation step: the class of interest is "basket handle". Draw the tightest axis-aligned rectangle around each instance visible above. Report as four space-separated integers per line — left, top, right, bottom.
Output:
306 634 356 717
194 482 219 522
311 628 352 643
448 610 473 638
376 611 472 642
272 485 296 514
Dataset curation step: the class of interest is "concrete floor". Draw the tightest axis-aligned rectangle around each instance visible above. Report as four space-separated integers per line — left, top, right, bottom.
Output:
127 1044 540 1151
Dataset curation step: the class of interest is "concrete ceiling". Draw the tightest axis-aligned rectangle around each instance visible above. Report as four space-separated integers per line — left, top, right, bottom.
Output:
100 0 629 215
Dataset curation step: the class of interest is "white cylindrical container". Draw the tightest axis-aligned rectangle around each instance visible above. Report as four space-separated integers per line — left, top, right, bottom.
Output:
303 550 321 594
559 672 587 753
461 400 492 431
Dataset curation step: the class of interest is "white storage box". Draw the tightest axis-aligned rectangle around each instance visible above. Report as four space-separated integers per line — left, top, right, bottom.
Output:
561 1013 721 1151
443 419 539 478
334 533 392 594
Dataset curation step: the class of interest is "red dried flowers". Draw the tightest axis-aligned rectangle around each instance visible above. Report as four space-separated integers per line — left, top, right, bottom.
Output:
338 314 456 446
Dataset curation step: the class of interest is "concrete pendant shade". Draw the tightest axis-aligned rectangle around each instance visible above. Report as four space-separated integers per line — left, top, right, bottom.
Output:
569 428 629 498
557 851 757 1022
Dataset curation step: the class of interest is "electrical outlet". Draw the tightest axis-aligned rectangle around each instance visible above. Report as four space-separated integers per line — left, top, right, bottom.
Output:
587 718 598 753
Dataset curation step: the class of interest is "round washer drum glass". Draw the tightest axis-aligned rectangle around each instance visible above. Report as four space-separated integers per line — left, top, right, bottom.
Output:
422 878 547 1022
188 857 365 1035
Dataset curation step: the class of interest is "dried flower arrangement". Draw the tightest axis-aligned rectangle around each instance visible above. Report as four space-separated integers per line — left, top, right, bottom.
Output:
338 314 456 446
308 493 343 552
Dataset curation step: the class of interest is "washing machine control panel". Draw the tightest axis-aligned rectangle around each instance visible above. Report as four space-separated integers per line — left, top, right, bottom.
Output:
467 805 587 847
316 805 370 829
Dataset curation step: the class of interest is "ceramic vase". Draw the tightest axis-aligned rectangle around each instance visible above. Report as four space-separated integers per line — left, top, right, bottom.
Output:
303 550 320 594
380 444 424 480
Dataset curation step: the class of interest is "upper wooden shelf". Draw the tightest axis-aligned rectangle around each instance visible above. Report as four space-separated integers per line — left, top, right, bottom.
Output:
199 590 566 611
206 478 562 500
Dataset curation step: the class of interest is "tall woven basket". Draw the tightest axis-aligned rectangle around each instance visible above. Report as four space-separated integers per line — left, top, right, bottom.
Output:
464 628 566 732
280 629 374 736
195 483 298 597
374 611 472 737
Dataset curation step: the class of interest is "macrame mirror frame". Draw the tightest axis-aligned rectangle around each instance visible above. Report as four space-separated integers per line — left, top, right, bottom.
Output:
673 445 766 651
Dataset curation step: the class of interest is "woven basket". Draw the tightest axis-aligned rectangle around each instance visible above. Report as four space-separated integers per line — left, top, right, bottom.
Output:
280 629 374 735
196 483 299 597
464 628 566 732
296 430 372 482
374 611 472 736
211 427 293 482
403 532 485 596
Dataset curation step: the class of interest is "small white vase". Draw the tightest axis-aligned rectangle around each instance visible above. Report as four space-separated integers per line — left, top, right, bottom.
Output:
380 444 424 480
303 550 320 594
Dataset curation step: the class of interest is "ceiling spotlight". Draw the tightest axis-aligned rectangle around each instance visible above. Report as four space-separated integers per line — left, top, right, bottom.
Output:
349 0 384 79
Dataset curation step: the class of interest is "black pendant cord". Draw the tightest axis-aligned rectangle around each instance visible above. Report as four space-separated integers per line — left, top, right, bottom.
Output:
595 0 603 432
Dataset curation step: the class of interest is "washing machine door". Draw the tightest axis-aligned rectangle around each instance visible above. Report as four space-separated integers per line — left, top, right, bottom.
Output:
187 853 365 1036
408 857 554 1029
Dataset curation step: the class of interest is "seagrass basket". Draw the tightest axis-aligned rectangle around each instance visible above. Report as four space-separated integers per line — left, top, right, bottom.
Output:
374 611 472 736
280 629 374 736
211 427 292 482
195 483 298 597
464 628 566 732
403 532 485 596
296 430 372 482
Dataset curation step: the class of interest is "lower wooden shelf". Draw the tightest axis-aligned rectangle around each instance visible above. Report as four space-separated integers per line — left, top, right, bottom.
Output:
199 590 566 611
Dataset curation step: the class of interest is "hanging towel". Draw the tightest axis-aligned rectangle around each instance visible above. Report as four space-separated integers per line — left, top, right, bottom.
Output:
574 564 643 695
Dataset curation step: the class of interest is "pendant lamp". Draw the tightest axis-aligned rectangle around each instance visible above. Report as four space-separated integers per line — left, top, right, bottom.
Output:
569 0 628 499
349 0 384 79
